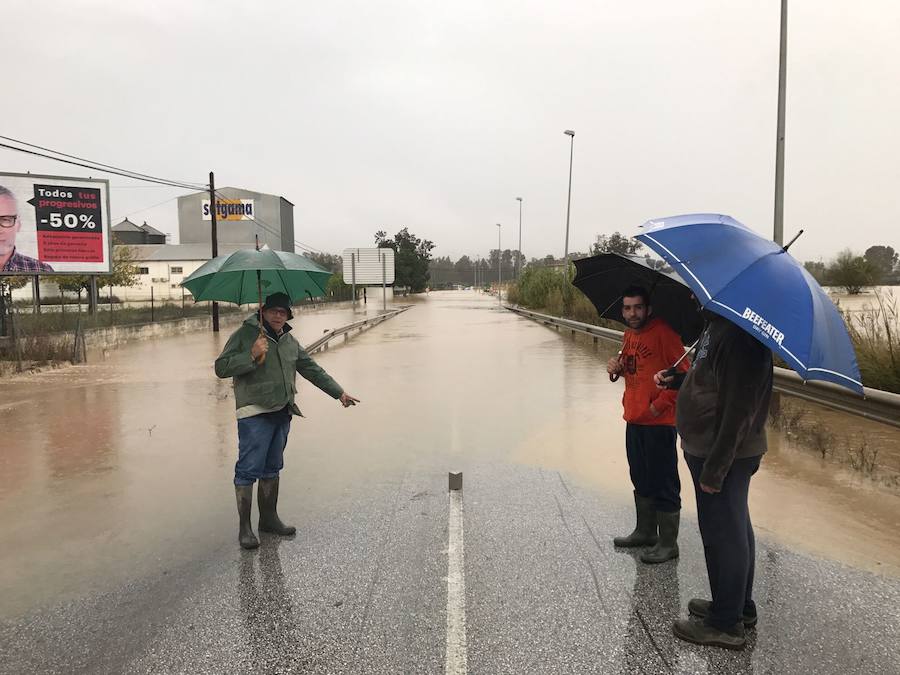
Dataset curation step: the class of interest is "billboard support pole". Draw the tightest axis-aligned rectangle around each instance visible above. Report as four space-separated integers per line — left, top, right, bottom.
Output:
351 252 357 310
88 276 98 315
32 276 41 314
209 171 220 332
10 310 23 373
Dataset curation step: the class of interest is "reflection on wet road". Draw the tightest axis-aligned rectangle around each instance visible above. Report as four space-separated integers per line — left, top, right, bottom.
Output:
1 291 898 674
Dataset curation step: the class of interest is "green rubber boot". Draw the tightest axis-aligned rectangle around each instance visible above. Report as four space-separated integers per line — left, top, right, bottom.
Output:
235 485 259 550
613 492 658 548
641 510 680 563
258 477 296 536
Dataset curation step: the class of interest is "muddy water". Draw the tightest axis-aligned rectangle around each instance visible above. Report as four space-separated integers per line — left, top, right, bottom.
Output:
1 291 899 620
0 302 393 617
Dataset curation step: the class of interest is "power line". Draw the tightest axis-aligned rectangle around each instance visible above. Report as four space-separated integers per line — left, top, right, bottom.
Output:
0 136 327 255
0 135 207 190
0 139 205 191
212 188 322 254
115 195 182 222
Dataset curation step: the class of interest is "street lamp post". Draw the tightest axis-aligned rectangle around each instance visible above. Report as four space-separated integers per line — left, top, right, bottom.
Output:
496 223 502 307
773 0 787 245
563 129 575 281
516 197 523 279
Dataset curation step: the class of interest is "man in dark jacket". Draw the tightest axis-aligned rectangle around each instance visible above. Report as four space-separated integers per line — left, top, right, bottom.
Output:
655 313 773 650
216 293 359 549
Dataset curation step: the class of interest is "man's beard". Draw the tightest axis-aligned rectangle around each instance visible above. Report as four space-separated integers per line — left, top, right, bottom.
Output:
628 317 646 329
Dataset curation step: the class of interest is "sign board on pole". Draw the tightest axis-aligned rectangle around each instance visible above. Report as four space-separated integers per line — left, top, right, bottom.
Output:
0 171 112 275
342 248 395 284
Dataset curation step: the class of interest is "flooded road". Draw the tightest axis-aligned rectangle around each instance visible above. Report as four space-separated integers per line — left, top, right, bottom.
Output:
1 290 899 674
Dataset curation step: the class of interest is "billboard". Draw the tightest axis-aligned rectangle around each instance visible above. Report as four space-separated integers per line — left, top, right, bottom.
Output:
201 198 255 221
342 248 395 284
0 172 112 275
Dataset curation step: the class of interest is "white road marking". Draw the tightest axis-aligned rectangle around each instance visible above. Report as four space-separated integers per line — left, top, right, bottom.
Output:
445 490 468 675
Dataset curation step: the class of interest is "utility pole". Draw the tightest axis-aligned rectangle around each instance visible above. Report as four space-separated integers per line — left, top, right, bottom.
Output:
496 223 502 307
209 171 220 332
773 0 787 245
563 130 575 281
381 250 387 311
516 197 523 279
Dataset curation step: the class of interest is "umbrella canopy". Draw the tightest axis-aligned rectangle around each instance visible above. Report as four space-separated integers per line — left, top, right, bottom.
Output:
181 247 333 305
572 253 704 344
635 213 863 394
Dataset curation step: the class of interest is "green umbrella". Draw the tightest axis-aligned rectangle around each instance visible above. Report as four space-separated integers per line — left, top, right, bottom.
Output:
181 247 333 305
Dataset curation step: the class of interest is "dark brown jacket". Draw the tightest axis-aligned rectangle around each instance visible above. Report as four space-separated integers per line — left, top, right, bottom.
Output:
676 315 773 490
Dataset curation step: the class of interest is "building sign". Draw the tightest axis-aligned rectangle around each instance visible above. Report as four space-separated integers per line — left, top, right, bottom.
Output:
0 171 111 275
201 199 255 221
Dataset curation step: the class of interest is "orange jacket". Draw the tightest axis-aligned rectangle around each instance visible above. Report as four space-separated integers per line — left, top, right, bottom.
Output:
619 317 690 426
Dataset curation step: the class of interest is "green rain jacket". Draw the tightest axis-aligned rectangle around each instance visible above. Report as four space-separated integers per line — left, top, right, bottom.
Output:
215 315 344 419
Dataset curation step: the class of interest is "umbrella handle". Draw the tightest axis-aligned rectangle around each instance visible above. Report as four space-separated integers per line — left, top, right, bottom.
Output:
256 322 267 365
256 267 267 364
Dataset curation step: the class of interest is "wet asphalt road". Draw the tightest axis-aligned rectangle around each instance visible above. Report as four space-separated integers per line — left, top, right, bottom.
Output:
1 291 899 674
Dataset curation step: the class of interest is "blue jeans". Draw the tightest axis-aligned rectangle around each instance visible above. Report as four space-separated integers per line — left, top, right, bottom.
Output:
234 409 292 486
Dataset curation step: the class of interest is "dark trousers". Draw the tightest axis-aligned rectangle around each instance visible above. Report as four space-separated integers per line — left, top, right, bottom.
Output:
684 452 761 631
625 423 681 512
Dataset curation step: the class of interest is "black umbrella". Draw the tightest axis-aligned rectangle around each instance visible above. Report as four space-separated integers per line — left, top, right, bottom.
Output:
572 253 704 344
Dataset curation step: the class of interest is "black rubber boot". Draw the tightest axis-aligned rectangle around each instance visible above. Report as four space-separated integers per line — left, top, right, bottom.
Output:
641 510 680 563
613 492 658 548
235 485 259 550
258 477 296 536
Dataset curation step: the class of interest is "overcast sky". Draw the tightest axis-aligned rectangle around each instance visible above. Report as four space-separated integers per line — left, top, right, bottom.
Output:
5 0 899 263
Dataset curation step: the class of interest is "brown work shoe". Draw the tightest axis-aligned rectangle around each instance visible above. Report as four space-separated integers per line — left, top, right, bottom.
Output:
688 598 758 627
673 617 746 650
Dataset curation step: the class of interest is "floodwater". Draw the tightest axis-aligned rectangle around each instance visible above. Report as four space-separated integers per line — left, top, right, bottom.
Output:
1 290 899 622
826 285 899 329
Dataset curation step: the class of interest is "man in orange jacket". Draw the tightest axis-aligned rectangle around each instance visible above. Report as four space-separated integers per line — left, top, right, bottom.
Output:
607 285 689 563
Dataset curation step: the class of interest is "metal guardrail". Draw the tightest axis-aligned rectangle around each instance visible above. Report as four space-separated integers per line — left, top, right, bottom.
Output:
506 305 900 429
305 306 410 354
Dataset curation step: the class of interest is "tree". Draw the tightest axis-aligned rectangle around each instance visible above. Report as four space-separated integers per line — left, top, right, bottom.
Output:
49 274 91 306
454 255 473 275
803 260 828 285
0 276 29 336
98 245 140 290
827 250 877 294
303 252 343 275
374 227 435 292
864 245 898 283
325 271 350 299
591 232 643 256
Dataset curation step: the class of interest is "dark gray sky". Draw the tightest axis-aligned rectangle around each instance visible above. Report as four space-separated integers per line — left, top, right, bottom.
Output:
5 1 898 263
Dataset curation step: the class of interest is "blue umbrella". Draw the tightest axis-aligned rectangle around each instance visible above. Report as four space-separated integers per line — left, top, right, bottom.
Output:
635 213 863 394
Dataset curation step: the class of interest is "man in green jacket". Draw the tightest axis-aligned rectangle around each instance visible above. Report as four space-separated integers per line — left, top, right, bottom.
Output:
215 292 359 549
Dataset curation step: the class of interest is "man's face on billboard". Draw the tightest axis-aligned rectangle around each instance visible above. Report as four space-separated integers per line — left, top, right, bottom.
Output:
0 194 20 255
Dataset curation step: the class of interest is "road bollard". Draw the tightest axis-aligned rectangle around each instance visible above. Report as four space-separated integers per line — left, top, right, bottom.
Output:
448 471 463 491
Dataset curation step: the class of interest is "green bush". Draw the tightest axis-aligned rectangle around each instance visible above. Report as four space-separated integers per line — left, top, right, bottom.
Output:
843 290 900 393
508 265 618 330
